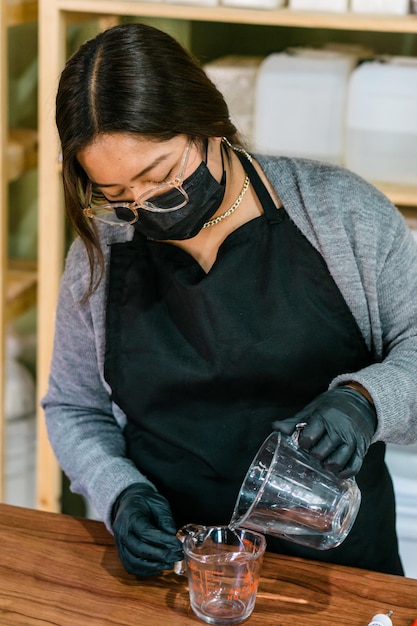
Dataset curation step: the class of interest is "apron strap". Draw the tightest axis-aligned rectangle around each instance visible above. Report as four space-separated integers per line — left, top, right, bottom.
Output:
234 149 282 222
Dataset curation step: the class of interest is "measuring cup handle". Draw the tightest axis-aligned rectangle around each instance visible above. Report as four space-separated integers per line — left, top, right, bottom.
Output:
174 523 207 576
291 422 308 447
174 559 187 576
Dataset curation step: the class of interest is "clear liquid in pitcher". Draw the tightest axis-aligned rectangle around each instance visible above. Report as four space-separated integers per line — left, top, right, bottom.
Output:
229 495 352 550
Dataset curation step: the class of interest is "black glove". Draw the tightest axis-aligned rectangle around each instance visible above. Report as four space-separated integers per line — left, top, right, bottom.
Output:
111 483 183 578
271 386 377 478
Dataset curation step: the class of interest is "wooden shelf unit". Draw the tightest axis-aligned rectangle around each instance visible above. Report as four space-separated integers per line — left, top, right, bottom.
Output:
7 0 37 24
7 128 37 182
6 259 37 324
1 0 38 501
53 1 417 32
37 1 417 514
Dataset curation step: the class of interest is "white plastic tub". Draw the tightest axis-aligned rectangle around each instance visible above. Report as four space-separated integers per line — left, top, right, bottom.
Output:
350 0 409 15
221 0 285 7
345 59 417 185
204 55 264 148
164 0 218 5
254 50 356 164
385 444 417 579
5 330 37 509
6 414 37 509
289 0 348 11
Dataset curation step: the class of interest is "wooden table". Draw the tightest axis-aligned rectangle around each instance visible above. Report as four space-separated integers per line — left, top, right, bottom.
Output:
0 503 416 625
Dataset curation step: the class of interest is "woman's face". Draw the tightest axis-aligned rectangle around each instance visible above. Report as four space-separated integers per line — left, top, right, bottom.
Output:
78 132 227 240
77 133 222 205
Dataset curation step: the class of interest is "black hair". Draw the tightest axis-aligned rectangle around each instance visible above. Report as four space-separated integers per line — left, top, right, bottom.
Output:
56 22 239 295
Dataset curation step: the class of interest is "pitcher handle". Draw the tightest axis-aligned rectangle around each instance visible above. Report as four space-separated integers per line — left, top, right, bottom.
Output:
291 422 308 447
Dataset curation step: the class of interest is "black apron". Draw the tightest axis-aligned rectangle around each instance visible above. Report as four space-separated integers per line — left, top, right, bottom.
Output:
104 153 403 575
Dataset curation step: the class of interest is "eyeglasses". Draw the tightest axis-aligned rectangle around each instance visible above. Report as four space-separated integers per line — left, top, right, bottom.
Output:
83 140 192 227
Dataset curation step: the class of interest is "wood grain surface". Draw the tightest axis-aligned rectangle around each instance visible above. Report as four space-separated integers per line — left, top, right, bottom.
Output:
0 503 415 625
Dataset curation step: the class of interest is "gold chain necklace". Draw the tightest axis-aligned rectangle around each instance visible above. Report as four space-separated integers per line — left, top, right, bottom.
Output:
202 174 251 229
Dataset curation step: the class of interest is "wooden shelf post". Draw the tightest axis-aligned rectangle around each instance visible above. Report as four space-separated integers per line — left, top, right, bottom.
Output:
0 0 8 501
36 0 66 513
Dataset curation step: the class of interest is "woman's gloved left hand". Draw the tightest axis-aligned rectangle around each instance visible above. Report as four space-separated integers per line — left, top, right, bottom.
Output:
271 386 377 478
111 483 183 578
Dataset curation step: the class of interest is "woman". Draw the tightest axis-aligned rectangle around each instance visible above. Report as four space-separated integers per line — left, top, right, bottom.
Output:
42 22 417 578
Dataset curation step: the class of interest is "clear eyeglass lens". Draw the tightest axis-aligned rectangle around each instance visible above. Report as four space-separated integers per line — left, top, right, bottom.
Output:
138 183 188 212
85 179 189 224
85 205 137 225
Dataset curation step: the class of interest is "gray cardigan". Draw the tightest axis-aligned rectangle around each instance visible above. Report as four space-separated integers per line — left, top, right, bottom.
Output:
42 155 417 529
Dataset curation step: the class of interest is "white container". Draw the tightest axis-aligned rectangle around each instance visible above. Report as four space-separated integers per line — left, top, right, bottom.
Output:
254 50 356 164
400 210 417 243
290 0 348 11
164 0 217 4
385 444 417 579
222 0 285 7
5 330 37 509
350 0 409 15
204 55 263 148
6 414 37 509
345 59 417 185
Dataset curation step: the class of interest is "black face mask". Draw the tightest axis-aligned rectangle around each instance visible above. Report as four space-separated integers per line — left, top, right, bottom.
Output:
131 160 226 241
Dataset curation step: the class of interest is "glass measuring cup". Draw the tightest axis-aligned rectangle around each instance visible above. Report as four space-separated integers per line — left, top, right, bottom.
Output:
230 430 361 550
182 525 266 625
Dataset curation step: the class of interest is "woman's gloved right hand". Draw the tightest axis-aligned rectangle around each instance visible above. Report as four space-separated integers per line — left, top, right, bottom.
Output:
111 483 183 577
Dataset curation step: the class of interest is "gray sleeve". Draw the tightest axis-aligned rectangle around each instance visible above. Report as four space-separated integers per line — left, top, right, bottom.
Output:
263 156 417 446
41 240 154 530
330 187 417 446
